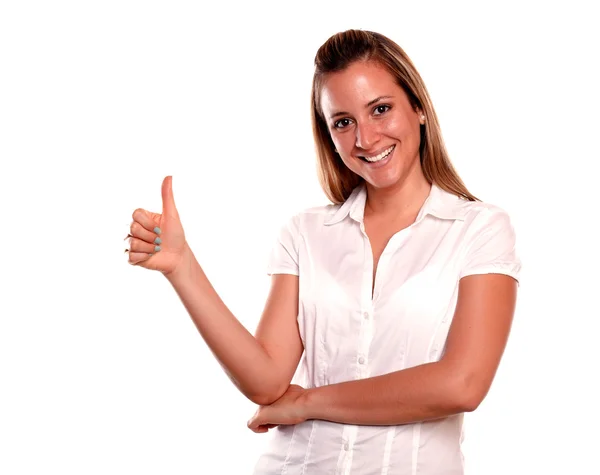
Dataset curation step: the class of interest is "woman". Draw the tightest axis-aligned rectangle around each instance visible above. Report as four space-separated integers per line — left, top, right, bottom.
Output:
125 29 521 475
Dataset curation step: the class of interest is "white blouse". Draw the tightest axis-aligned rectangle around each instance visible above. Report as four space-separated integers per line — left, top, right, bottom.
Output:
253 182 521 475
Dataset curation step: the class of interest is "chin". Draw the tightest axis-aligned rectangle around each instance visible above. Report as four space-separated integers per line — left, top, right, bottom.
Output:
363 170 405 190
362 157 422 191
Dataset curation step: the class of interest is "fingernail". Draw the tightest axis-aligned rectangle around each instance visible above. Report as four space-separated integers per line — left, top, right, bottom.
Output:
154 246 161 252
154 237 162 245
154 227 161 235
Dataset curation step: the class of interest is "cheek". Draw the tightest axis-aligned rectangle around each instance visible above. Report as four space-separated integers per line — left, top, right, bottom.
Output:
383 116 412 138
332 131 355 153
330 134 342 150
339 155 360 173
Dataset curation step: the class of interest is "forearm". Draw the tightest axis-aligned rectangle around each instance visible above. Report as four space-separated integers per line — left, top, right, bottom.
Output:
164 243 280 404
301 361 474 426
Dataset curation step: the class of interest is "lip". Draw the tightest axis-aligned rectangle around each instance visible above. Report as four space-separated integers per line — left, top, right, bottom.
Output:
358 144 395 168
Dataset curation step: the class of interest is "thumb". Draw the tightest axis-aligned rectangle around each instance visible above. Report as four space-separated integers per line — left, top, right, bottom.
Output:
161 175 178 217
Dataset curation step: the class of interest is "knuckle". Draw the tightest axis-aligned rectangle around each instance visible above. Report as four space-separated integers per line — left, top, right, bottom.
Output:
130 221 140 234
132 208 144 221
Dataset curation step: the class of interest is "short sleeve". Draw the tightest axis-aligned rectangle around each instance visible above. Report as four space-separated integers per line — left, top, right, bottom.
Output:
459 208 522 284
266 214 300 276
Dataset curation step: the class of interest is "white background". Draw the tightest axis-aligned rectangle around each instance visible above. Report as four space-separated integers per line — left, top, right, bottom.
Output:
1 1 598 474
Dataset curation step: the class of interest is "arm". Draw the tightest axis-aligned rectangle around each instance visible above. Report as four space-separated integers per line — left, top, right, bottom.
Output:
166 243 303 406
298 273 517 425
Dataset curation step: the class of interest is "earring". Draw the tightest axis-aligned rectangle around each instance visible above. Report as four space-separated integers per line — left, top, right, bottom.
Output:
420 114 426 123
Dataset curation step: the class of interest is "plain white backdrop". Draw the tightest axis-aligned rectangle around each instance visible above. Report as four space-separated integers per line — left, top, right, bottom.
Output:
1 1 599 473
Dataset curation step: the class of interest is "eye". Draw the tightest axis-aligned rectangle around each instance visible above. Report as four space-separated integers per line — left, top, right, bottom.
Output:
333 118 353 129
373 104 391 115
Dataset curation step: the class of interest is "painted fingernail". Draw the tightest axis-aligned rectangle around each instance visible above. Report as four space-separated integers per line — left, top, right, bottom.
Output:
154 227 161 235
154 237 162 245
154 246 161 252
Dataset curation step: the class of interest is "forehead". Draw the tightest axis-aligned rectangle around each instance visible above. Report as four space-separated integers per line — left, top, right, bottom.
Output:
320 61 406 114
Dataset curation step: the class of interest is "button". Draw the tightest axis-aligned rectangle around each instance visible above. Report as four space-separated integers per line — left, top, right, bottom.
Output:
343 442 349 451
363 311 369 319
358 356 366 365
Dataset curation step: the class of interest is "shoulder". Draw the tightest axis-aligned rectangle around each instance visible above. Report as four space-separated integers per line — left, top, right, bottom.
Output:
434 186 518 251
458 199 516 236
429 184 515 231
283 202 343 234
454 197 521 280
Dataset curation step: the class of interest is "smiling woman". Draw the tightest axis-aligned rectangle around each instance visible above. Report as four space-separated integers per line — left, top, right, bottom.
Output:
126 29 521 475
320 60 426 193
310 30 479 208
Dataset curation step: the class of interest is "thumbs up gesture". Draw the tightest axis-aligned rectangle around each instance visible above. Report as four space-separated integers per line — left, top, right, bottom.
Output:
125 176 187 275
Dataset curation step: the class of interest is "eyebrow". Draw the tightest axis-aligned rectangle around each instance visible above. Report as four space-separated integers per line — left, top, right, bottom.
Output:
329 95 394 120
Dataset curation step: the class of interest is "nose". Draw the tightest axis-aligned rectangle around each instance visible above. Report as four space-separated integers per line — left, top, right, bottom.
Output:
355 121 380 150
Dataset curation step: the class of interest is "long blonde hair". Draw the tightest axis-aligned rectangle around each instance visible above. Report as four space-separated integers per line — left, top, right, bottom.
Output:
311 29 478 204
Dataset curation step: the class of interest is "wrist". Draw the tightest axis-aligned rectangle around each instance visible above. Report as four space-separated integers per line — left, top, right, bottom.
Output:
299 386 319 421
163 242 194 281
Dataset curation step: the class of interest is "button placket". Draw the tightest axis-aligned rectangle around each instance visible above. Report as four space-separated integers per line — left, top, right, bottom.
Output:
356 306 373 379
354 224 375 381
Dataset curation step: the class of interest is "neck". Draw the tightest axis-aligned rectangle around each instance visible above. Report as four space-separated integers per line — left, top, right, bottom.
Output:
364 169 431 220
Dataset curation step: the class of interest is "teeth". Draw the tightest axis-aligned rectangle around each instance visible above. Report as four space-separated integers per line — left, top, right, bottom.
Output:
363 145 394 162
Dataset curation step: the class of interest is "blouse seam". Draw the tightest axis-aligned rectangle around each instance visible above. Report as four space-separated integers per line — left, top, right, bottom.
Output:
300 420 317 475
411 423 422 475
380 426 397 475
280 424 298 475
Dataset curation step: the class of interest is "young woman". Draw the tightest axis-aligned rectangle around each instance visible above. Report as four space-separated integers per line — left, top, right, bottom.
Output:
125 29 521 475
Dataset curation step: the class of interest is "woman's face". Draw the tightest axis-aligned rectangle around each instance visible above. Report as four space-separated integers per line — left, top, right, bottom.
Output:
320 60 425 191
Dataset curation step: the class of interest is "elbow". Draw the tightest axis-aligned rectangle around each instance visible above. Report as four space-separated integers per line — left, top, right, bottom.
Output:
454 375 489 413
458 392 482 413
249 393 278 406
247 383 288 406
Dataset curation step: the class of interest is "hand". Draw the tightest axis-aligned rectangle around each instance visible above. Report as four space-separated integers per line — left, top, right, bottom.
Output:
247 385 308 434
125 176 187 275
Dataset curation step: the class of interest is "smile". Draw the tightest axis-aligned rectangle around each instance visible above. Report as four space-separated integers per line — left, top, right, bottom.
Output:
359 145 395 163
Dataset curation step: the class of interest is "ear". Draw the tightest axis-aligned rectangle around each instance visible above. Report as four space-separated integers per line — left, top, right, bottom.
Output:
416 108 426 125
